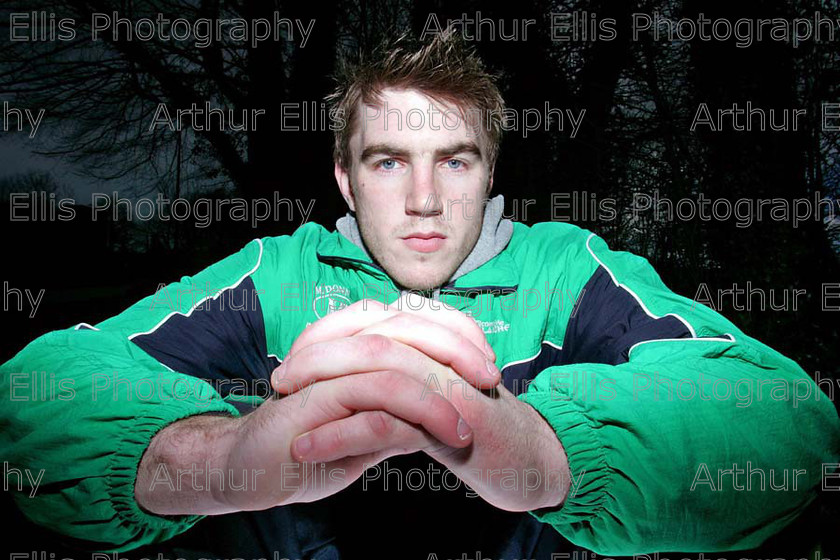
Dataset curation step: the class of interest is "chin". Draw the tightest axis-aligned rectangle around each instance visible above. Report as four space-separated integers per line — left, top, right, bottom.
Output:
378 248 460 292
391 267 451 292
394 276 445 292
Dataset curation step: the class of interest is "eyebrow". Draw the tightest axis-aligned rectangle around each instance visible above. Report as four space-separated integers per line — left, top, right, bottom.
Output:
360 141 483 162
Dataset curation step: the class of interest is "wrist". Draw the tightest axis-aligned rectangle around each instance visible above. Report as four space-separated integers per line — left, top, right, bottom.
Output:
136 413 244 515
525 402 571 510
214 415 248 512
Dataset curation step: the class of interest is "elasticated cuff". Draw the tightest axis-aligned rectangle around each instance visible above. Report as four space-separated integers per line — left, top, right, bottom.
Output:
517 390 612 526
106 387 240 551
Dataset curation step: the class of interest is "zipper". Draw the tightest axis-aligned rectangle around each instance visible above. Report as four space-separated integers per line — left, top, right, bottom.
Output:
316 253 389 276
317 253 516 299
439 285 518 298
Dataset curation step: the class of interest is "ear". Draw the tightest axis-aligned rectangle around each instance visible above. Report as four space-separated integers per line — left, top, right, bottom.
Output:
334 161 355 212
486 163 495 194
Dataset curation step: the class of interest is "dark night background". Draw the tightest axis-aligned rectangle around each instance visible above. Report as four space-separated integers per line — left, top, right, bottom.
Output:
0 0 838 558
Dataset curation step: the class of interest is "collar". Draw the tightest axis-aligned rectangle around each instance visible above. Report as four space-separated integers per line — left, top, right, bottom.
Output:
318 194 519 296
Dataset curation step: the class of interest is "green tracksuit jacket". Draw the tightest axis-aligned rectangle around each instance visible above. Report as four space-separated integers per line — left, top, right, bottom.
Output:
1 196 838 554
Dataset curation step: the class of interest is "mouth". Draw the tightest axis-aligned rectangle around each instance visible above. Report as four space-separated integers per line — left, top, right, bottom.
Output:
400 232 447 253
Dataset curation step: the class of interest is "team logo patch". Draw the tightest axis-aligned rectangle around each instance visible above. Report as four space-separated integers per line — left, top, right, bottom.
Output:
313 284 351 319
462 309 510 334
475 319 511 334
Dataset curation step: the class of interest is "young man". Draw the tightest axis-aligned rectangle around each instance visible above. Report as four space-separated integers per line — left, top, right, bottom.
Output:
1 33 838 559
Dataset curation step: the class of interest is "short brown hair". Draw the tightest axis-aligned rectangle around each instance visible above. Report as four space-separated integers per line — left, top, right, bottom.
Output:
327 29 506 170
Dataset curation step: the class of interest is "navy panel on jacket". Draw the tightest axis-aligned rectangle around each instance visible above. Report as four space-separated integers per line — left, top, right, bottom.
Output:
501 266 693 391
503 342 564 396
558 266 692 365
131 276 279 396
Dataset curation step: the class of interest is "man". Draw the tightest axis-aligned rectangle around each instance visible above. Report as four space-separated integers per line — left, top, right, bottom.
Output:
1 32 838 560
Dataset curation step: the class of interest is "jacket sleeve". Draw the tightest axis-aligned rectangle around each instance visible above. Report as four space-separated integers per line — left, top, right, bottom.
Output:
0 236 290 552
517 231 840 554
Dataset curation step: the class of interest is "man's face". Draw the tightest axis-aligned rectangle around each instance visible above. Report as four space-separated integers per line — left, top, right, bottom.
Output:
335 88 493 291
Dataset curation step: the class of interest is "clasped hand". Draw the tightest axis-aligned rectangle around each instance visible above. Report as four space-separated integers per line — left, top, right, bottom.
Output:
221 295 569 513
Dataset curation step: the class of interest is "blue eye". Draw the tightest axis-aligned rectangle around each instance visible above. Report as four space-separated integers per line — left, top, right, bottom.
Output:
446 159 463 170
380 159 397 170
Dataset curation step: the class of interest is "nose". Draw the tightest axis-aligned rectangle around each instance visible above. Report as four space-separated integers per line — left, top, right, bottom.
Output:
405 162 442 217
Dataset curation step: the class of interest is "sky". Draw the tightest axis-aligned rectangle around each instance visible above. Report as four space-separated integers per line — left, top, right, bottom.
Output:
0 135 112 201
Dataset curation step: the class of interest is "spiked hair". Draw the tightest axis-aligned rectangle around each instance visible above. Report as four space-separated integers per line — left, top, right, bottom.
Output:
327 29 506 169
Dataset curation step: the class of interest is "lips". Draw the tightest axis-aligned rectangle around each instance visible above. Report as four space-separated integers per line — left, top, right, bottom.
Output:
401 232 447 253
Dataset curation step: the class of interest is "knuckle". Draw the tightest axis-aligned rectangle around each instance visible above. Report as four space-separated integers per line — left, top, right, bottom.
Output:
391 311 424 331
378 370 410 395
365 411 395 438
358 333 393 357
325 422 345 451
375 314 410 337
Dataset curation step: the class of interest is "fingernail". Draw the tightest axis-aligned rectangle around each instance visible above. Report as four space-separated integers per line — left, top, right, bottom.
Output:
457 418 472 440
486 359 500 378
295 434 312 458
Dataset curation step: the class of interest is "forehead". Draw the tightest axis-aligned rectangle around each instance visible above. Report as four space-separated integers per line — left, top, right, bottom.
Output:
349 88 486 156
